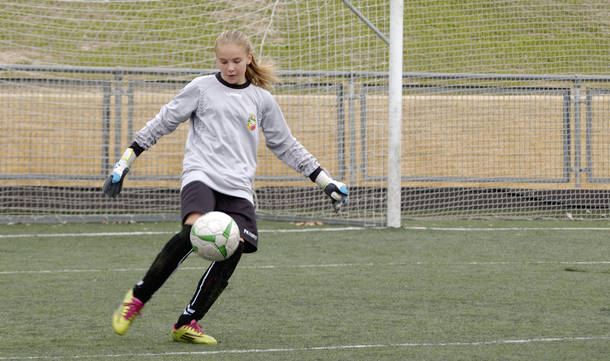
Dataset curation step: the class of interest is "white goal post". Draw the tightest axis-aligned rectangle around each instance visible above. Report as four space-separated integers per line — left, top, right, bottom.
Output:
387 0 403 228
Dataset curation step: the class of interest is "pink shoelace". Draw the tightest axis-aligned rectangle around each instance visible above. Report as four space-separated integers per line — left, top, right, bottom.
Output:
184 320 204 334
180 320 205 335
122 297 144 320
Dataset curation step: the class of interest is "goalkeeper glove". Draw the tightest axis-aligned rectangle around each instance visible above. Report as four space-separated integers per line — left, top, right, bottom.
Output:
314 170 349 212
103 147 136 198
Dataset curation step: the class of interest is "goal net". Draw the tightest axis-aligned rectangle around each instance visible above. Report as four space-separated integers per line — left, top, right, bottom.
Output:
1 1 609 224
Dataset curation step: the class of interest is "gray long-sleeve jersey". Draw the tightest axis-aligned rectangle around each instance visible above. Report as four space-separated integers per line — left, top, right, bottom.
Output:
134 73 320 203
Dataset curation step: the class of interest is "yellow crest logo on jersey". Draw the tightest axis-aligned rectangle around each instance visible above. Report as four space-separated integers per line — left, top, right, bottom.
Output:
247 113 257 131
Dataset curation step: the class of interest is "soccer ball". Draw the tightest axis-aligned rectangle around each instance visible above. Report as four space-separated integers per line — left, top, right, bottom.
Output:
190 211 240 261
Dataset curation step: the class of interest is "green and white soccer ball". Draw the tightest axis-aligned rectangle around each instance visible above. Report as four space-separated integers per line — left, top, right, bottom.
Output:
190 211 240 261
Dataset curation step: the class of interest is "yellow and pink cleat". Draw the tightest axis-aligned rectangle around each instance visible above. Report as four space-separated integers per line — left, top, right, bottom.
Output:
112 290 144 335
172 320 217 345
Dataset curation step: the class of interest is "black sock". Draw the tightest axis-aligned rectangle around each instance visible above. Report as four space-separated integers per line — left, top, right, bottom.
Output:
133 225 193 303
176 242 244 327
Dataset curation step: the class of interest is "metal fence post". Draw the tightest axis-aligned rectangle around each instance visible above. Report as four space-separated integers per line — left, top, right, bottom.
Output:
573 79 582 188
114 71 123 159
348 73 357 183
102 83 112 174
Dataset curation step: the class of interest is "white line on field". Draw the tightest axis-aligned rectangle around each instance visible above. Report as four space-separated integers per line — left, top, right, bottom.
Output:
0 227 365 239
0 260 608 275
4 225 610 239
0 231 174 238
0 335 607 360
404 226 610 231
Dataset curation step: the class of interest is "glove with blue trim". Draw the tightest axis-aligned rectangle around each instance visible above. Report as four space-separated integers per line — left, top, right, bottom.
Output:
103 147 136 198
314 170 349 213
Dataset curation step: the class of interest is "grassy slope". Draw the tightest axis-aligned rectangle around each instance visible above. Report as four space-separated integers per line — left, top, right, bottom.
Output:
0 1 607 74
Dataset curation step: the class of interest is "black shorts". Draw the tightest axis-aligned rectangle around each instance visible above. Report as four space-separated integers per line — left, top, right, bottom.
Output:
181 181 259 253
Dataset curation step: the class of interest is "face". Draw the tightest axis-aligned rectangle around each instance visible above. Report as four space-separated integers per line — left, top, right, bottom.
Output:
215 42 252 85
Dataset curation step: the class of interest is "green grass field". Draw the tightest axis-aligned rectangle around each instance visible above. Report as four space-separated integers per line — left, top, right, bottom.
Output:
0 219 608 360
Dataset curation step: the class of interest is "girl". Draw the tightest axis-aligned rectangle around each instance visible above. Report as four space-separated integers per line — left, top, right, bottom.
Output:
103 30 348 344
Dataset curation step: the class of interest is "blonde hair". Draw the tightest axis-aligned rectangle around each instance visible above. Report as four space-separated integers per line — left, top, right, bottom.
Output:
215 30 278 90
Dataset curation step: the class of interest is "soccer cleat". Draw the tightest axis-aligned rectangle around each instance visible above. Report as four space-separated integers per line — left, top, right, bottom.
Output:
172 320 218 345
112 290 144 335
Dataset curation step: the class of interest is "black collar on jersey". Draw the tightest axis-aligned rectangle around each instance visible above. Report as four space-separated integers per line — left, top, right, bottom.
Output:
215 72 251 89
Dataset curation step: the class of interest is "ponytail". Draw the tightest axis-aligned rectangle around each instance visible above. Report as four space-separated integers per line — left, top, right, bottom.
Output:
215 30 278 90
246 57 278 90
